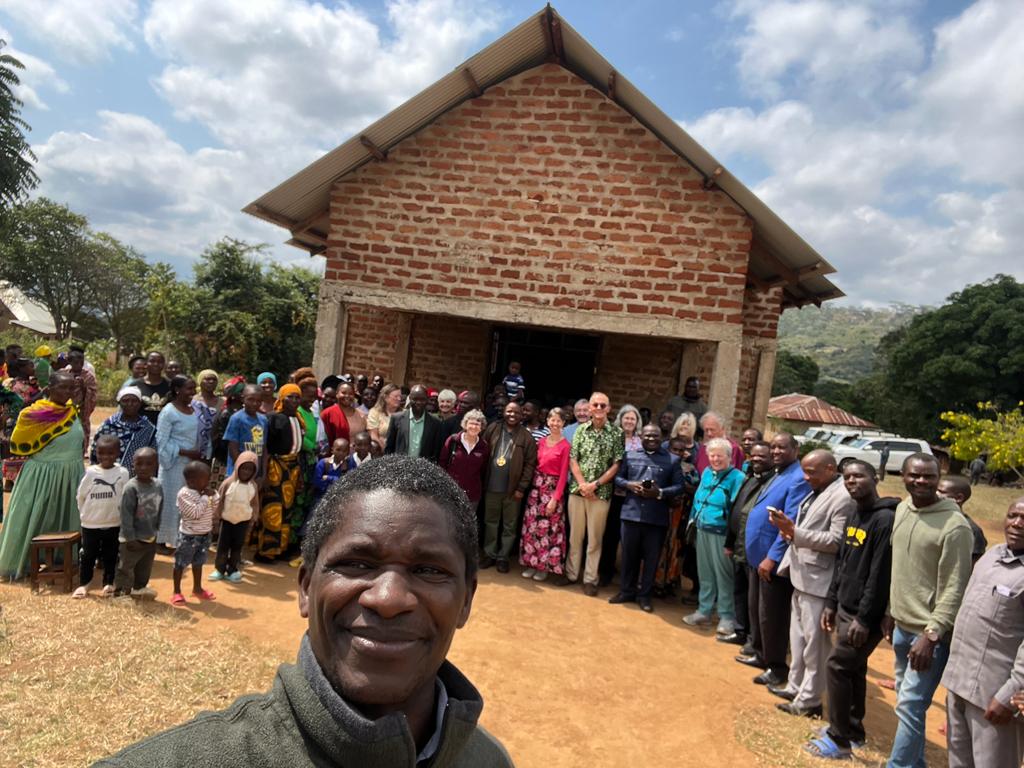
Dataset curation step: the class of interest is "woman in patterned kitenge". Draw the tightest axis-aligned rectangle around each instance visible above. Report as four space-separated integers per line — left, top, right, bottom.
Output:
89 385 157 476
192 369 222 461
256 383 304 562
0 371 84 578
519 407 571 581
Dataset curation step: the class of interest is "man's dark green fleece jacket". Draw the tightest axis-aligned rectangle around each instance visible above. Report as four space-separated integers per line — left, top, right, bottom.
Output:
95 636 513 767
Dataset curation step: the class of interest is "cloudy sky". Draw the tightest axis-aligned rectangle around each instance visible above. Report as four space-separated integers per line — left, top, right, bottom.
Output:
2 0 1021 306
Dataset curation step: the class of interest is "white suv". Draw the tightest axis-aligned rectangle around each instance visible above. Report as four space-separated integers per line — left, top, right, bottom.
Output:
833 437 933 476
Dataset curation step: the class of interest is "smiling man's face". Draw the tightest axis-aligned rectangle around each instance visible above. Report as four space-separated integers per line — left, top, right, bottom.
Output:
299 489 475 709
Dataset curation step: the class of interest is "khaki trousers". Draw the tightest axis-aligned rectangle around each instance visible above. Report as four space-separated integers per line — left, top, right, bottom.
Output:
785 589 831 708
947 691 1024 768
566 494 610 586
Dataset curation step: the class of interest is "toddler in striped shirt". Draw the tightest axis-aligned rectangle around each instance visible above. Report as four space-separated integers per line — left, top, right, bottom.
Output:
171 461 220 606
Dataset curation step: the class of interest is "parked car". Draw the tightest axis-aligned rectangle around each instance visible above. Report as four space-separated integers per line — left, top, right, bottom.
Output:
833 437 934 475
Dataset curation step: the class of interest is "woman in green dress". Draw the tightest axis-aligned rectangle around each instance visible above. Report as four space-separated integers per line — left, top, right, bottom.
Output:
0 371 85 580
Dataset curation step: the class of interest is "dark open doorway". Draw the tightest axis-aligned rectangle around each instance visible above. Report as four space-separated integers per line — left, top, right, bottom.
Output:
489 326 601 407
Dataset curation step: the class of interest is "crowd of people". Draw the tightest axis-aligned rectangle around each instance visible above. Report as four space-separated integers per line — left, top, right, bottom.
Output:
1 345 1022 766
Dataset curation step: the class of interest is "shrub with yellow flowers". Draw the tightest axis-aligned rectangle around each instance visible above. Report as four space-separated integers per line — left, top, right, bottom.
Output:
941 402 1024 482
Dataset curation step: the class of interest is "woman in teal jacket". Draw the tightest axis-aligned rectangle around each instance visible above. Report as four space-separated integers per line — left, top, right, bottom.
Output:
683 437 746 634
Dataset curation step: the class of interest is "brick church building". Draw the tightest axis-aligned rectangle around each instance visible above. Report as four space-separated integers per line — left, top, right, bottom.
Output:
246 7 841 430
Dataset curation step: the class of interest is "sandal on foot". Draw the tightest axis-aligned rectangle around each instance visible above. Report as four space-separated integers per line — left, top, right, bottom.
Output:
804 735 851 760
72 586 88 599
170 593 187 606
193 589 216 601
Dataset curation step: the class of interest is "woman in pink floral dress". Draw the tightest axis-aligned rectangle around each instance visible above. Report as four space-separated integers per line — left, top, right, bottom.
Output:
519 407 571 581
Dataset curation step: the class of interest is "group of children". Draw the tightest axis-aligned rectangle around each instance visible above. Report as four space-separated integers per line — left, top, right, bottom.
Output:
73 434 369 604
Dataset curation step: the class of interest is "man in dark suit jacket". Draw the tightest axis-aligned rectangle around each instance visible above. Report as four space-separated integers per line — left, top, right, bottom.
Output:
385 385 444 462
609 424 694 612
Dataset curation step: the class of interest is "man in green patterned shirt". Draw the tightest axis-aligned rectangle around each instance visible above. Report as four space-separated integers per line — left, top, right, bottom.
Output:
556 391 624 595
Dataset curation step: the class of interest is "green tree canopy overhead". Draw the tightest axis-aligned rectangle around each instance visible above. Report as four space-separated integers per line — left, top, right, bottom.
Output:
876 275 1024 440
0 197 96 338
85 233 151 359
0 40 38 209
772 349 820 396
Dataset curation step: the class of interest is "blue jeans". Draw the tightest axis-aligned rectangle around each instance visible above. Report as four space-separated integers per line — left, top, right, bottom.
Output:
887 626 949 768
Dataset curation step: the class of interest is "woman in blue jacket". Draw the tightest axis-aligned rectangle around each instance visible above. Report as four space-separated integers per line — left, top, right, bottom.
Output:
683 437 745 634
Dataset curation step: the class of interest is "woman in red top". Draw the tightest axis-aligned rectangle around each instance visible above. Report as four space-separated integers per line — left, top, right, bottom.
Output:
439 409 490 506
519 406 571 581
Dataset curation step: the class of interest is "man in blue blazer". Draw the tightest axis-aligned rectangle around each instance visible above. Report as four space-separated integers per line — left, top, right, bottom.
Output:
740 432 811 686
609 424 695 613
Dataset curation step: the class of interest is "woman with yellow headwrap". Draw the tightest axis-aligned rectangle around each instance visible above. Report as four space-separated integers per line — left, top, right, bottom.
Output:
255 383 304 561
0 371 84 578
192 369 222 461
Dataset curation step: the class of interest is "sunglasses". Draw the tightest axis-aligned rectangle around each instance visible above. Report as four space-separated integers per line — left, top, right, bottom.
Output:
591 403 609 409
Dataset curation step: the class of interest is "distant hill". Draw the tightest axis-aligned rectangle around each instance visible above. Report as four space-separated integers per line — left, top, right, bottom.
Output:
777 304 920 383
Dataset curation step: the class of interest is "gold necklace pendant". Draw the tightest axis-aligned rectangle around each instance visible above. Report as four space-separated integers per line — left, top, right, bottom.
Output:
495 456 507 467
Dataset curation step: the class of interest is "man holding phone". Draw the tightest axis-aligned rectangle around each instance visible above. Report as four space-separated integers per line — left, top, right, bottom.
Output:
738 433 811 687
609 424 694 612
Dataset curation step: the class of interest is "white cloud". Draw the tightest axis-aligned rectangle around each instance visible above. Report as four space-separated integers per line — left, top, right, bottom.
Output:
0 30 68 110
729 0 924 103
32 111 299 269
142 0 502 153
685 0 1024 305
28 0 503 274
0 0 137 63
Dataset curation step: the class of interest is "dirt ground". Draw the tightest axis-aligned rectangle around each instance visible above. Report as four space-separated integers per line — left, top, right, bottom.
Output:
3 408 1013 766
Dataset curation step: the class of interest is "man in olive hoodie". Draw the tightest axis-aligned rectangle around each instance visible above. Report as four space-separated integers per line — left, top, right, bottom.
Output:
96 455 513 768
884 453 973 768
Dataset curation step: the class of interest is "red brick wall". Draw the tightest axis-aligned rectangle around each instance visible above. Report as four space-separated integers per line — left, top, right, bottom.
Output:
741 284 783 339
594 334 683 413
342 304 400 378
734 345 760 429
324 63 753 326
406 314 490 392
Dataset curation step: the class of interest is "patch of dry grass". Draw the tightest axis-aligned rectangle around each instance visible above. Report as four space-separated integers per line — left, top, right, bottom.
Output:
734 704 946 768
0 583 283 768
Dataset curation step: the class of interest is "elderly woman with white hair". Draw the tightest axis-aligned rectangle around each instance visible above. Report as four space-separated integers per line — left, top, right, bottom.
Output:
439 408 490 508
683 436 745 634
436 389 458 418
696 410 745 474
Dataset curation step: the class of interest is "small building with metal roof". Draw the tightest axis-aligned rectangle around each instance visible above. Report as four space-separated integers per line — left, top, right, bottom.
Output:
245 6 841 427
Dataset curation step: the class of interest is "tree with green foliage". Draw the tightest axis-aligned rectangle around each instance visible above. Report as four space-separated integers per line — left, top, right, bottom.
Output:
147 238 319 378
772 349 820 396
0 40 38 209
0 197 96 338
85 233 151 360
942 402 1024 482
874 275 1024 440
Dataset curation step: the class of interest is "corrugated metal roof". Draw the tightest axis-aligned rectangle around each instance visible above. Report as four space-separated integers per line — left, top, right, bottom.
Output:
244 5 842 306
768 394 875 428
0 281 61 336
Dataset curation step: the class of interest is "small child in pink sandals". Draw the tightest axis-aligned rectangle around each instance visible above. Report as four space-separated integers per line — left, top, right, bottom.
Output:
171 461 220 606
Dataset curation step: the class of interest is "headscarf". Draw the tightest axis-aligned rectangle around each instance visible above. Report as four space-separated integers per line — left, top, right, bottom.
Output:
197 369 219 387
274 383 302 412
257 372 277 388
10 397 77 456
117 385 143 403
222 375 246 398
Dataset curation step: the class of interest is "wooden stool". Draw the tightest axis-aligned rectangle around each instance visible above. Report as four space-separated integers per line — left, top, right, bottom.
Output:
29 531 82 593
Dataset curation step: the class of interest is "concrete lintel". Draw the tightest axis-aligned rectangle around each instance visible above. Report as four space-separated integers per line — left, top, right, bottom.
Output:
323 282 743 344
313 293 347 378
708 339 742 430
751 346 777 432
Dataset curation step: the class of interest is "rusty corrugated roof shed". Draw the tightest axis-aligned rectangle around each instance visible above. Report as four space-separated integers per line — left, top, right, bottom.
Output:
244 5 842 307
768 394 875 427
